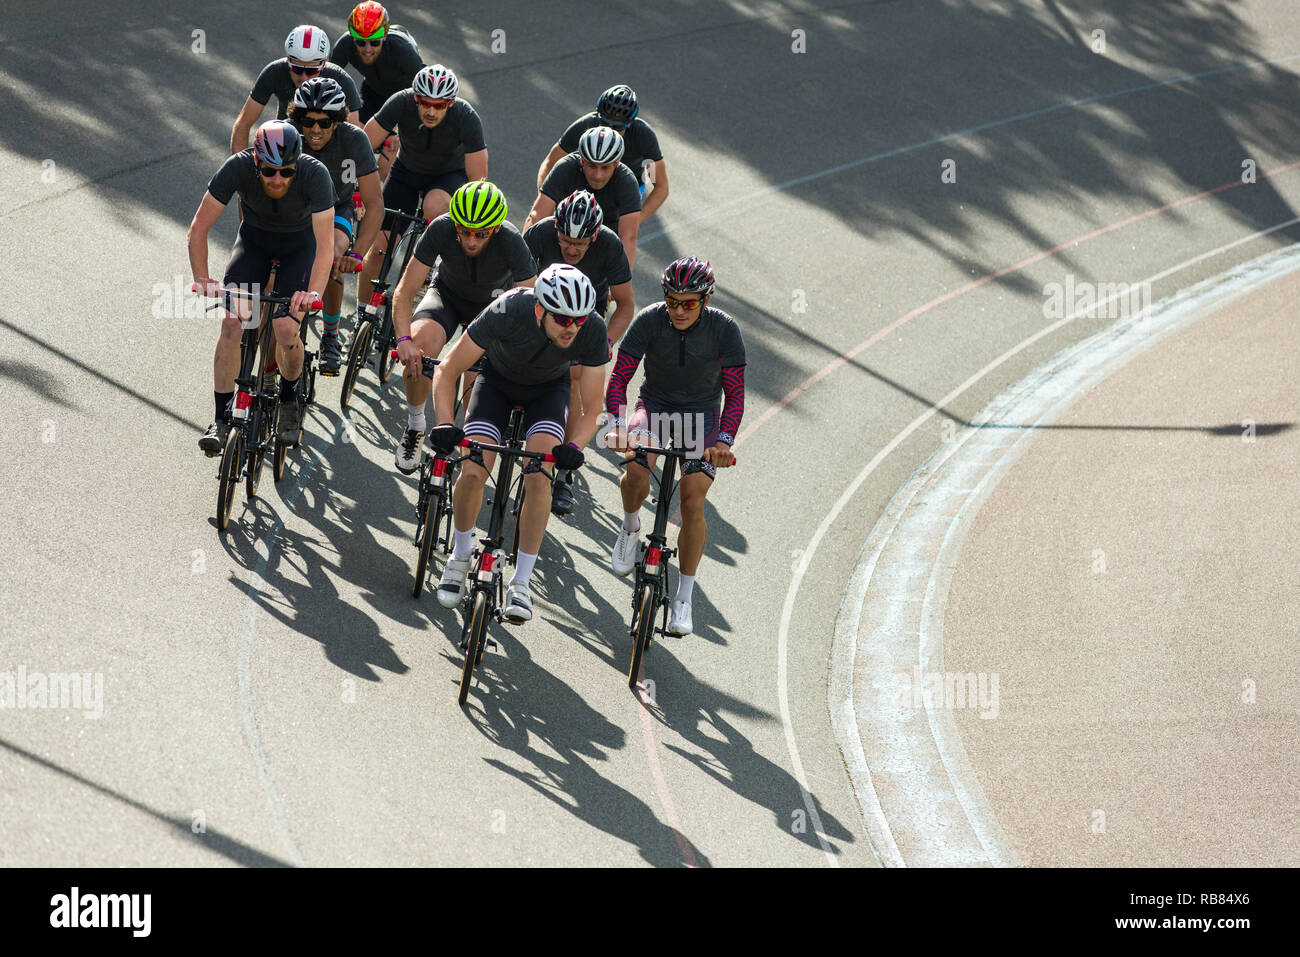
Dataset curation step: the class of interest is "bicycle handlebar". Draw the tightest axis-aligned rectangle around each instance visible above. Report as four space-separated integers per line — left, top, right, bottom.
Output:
614 442 738 467
390 350 440 379
449 437 558 464
195 285 323 311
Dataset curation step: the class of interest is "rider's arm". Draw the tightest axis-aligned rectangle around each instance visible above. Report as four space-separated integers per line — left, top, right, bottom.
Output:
432 327 486 426
535 143 566 190
230 97 265 155
365 92 403 149
717 365 746 447
604 349 642 421
392 252 434 343
570 362 607 449
523 192 557 232
364 115 392 150
639 159 669 220
307 209 334 302
187 191 227 284
351 169 385 255
464 148 488 182
617 211 640 273
606 282 635 343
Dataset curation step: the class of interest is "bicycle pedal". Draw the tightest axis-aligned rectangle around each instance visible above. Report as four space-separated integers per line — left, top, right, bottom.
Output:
485 638 499 651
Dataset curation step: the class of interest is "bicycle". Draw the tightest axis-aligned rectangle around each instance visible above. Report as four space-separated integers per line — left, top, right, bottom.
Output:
338 200 427 409
205 267 321 531
437 410 557 705
618 444 735 691
398 353 460 598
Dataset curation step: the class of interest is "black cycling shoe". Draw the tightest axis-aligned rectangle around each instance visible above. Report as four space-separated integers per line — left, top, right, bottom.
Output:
199 421 230 456
278 400 304 445
320 334 342 376
550 470 575 517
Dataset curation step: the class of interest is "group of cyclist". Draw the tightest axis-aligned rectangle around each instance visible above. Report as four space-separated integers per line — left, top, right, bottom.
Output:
186 2 746 637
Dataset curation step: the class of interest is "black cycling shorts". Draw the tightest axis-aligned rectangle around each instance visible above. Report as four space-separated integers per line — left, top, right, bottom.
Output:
381 160 469 232
463 359 568 448
222 222 315 316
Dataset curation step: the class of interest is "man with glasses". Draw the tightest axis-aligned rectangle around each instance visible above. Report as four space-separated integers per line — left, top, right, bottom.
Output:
330 3 424 180
411 265 608 623
230 25 361 156
524 189 633 516
391 182 536 474
359 63 488 324
524 127 641 270
604 258 745 637
536 85 669 220
288 78 383 375
189 121 336 453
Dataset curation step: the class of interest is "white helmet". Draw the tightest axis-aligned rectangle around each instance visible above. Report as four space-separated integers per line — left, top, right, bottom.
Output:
578 126 624 165
535 264 597 318
285 25 331 62
413 64 458 100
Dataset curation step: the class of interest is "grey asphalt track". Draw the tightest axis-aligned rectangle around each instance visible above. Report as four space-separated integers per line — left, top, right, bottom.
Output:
1 0 1297 867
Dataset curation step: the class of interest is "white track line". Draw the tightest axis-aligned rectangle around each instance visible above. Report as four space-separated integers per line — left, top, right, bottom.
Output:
824 223 1300 865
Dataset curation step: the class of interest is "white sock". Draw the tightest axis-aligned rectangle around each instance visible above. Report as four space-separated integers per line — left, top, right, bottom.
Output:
622 511 641 533
452 528 474 560
675 574 695 603
511 550 538 587
407 403 426 432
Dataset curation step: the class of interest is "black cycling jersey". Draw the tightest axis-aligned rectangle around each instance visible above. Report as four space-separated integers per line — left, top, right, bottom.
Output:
412 216 536 306
250 60 361 120
616 303 746 408
557 113 663 180
372 93 486 176
523 219 629 313
466 289 607 385
540 154 641 232
302 121 378 203
207 151 335 232
330 31 423 105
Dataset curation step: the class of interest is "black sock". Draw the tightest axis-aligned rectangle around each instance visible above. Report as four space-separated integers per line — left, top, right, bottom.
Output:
215 391 233 422
279 375 299 402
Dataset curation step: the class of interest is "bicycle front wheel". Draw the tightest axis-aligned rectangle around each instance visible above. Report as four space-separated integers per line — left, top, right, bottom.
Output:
376 313 398 382
339 318 374 410
216 428 244 531
245 403 270 500
413 484 442 598
628 584 657 691
458 589 490 705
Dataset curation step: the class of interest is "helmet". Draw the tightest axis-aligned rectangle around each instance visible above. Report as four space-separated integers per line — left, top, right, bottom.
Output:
578 126 624 165
596 85 638 125
253 120 303 166
285 25 330 62
348 1 390 39
413 64 458 100
554 190 603 239
448 181 508 230
535 264 597 318
661 257 715 296
292 77 348 114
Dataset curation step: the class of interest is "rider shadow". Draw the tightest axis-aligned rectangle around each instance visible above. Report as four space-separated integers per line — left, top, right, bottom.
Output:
456 632 712 868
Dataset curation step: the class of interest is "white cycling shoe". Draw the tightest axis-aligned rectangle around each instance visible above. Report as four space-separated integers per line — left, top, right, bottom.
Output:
502 582 532 624
437 558 471 608
665 598 693 637
611 523 640 576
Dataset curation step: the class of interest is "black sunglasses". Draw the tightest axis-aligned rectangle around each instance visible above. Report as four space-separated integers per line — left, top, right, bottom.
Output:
357 38 384 48
289 63 322 76
296 116 336 130
257 164 297 179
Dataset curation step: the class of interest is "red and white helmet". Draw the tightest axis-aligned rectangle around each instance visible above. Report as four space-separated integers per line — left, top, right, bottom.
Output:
413 64 458 100
285 25 331 62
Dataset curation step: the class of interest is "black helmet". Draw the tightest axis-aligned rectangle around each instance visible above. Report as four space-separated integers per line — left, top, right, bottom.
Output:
661 257 715 296
596 84 638 125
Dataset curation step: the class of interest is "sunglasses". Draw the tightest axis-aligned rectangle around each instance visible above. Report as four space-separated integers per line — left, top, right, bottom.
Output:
549 311 588 328
357 38 385 48
257 164 297 179
455 226 496 240
289 63 322 76
297 116 336 129
664 296 701 311
415 96 454 109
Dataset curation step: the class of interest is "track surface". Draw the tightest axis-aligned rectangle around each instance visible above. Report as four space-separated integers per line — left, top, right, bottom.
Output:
2 0 1297 866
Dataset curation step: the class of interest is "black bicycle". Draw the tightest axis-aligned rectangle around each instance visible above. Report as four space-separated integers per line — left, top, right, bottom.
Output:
339 203 426 409
438 409 556 705
207 270 320 530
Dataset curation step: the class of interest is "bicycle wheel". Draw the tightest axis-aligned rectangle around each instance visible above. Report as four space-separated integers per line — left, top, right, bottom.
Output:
245 401 270 500
628 583 657 691
377 313 398 382
413 484 442 598
510 484 526 562
272 428 287 482
458 589 490 705
216 428 244 531
339 318 374 410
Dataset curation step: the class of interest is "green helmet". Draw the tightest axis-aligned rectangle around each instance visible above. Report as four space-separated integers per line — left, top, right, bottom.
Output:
449 181 508 230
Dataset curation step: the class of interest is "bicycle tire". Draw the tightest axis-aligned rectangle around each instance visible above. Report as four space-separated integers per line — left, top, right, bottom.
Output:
628 584 657 691
216 428 244 531
458 589 490 705
413 484 441 598
377 312 398 382
245 400 270 500
272 429 287 482
339 318 374 410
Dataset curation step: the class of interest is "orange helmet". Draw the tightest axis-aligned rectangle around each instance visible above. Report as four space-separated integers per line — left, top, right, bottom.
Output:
348 2 389 40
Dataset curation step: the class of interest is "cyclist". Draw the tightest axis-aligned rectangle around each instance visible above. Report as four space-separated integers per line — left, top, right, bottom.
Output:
330 2 423 180
417 265 608 623
604 258 745 637
391 181 537 474
287 77 382 376
524 189 633 516
189 121 335 453
536 84 668 220
523 127 641 271
230 26 361 155
359 64 488 322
